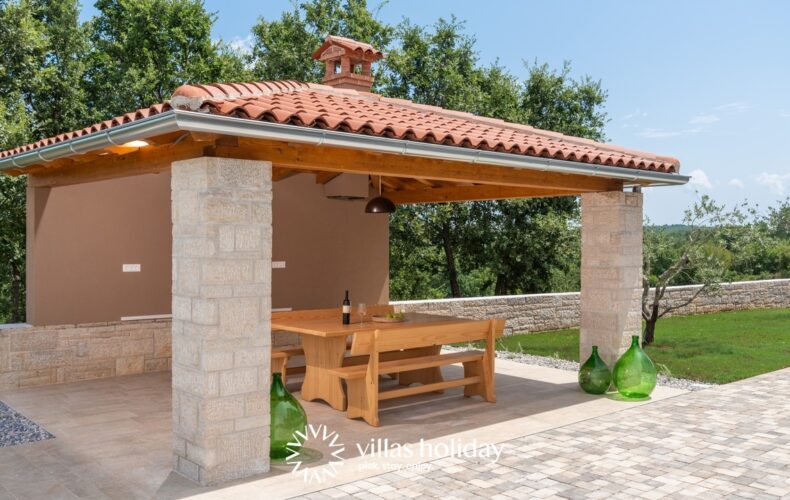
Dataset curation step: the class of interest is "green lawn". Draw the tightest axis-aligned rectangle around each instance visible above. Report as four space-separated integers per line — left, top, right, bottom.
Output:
491 308 790 384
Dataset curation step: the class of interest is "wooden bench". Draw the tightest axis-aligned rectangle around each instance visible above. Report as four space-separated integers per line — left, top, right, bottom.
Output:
328 319 504 426
271 345 306 382
271 305 395 383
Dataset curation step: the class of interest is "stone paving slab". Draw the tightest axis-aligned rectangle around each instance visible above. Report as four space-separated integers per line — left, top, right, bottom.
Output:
308 368 790 499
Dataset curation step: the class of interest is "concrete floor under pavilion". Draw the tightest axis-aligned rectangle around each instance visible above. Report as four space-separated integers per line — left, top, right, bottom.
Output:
0 357 684 499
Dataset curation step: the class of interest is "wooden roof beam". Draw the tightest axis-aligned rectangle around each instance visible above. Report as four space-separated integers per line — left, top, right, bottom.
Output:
216 139 623 193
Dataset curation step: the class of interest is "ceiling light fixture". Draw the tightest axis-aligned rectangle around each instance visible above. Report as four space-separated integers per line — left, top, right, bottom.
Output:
365 175 396 214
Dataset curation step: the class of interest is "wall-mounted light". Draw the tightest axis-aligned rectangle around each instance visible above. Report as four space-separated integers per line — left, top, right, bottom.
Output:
121 140 150 148
365 175 396 214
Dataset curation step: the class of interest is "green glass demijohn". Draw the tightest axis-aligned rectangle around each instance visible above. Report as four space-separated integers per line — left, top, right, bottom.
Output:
270 372 308 460
578 346 612 395
613 335 657 400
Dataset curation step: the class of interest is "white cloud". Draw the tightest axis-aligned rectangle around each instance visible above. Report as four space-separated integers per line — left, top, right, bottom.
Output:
756 172 790 195
727 178 745 189
689 113 720 125
780 111 790 118
623 109 648 121
688 169 713 190
228 34 254 55
714 101 752 113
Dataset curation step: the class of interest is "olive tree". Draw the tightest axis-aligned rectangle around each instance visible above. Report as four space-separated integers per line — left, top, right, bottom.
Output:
642 195 749 345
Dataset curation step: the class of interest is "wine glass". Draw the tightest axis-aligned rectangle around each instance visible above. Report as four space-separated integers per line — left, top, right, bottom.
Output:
357 303 367 325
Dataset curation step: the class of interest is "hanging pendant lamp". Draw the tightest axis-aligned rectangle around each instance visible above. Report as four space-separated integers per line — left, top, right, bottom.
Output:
365 175 396 213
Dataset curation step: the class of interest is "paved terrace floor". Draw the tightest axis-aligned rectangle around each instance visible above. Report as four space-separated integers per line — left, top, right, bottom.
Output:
309 367 790 500
0 359 685 499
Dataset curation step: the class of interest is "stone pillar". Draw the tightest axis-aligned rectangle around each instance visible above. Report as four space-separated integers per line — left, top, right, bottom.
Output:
171 157 272 485
580 191 643 366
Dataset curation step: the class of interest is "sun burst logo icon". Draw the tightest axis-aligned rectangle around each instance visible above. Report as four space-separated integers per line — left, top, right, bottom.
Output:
287 424 346 484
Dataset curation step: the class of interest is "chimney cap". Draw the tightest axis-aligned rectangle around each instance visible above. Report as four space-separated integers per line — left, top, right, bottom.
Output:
312 35 384 92
311 35 384 62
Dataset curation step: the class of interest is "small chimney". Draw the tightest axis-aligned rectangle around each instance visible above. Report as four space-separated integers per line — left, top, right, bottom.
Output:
311 36 384 92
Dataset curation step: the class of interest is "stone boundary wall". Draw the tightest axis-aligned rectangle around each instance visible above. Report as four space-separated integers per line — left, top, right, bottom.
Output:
0 319 171 391
1 279 786 391
393 279 790 336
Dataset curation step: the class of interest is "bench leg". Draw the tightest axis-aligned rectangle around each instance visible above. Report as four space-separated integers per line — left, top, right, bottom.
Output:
364 367 380 427
463 359 495 402
272 356 288 383
346 379 369 420
346 378 380 427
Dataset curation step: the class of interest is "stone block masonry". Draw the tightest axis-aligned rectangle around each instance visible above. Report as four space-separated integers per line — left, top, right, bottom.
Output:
579 191 643 366
170 156 273 486
0 319 171 391
395 279 789 337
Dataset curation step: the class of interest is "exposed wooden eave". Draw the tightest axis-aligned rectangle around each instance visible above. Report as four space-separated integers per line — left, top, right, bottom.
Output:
25 135 624 197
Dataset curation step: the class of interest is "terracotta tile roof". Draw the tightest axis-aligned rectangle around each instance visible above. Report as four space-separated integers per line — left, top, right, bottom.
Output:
0 80 680 173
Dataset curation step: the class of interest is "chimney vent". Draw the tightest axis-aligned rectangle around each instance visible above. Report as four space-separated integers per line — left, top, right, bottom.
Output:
311 36 384 92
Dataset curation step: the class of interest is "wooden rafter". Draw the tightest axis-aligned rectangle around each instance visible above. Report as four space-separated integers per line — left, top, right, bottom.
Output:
272 167 299 182
379 177 406 190
314 172 341 184
414 178 436 188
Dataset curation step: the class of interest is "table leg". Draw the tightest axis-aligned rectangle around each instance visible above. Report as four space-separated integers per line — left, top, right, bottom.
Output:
300 335 347 411
397 345 444 392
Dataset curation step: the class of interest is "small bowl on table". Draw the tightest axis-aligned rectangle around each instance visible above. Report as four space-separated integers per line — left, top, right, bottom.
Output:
371 314 406 323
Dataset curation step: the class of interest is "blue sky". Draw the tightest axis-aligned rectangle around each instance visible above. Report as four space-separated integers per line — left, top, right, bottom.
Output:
81 0 790 224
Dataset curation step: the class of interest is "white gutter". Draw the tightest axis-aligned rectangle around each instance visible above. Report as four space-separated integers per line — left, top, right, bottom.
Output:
0 109 689 186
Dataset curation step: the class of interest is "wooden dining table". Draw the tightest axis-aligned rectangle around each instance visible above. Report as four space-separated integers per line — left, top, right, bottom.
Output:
271 312 476 411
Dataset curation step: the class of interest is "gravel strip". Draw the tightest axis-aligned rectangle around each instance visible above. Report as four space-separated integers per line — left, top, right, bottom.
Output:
0 400 55 448
443 346 714 392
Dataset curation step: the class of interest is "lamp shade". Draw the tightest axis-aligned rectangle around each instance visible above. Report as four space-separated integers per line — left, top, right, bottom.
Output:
365 195 396 213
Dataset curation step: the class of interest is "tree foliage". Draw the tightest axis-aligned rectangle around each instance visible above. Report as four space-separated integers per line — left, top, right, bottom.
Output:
381 17 603 298
0 96 30 322
249 0 392 82
642 195 761 345
86 0 249 118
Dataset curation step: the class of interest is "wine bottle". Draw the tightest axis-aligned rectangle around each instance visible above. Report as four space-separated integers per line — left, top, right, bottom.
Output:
342 290 351 325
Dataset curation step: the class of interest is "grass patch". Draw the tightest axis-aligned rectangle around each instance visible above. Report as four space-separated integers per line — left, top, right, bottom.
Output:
490 308 790 384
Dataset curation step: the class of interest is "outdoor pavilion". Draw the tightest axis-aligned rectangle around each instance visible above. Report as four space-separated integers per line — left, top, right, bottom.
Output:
0 36 687 486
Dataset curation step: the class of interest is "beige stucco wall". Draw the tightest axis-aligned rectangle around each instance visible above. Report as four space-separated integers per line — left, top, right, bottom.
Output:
27 173 173 325
26 171 389 326
272 173 389 310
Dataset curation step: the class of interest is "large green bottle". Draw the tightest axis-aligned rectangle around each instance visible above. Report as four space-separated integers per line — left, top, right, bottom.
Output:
613 335 657 400
578 346 612 394
270 372 308 459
